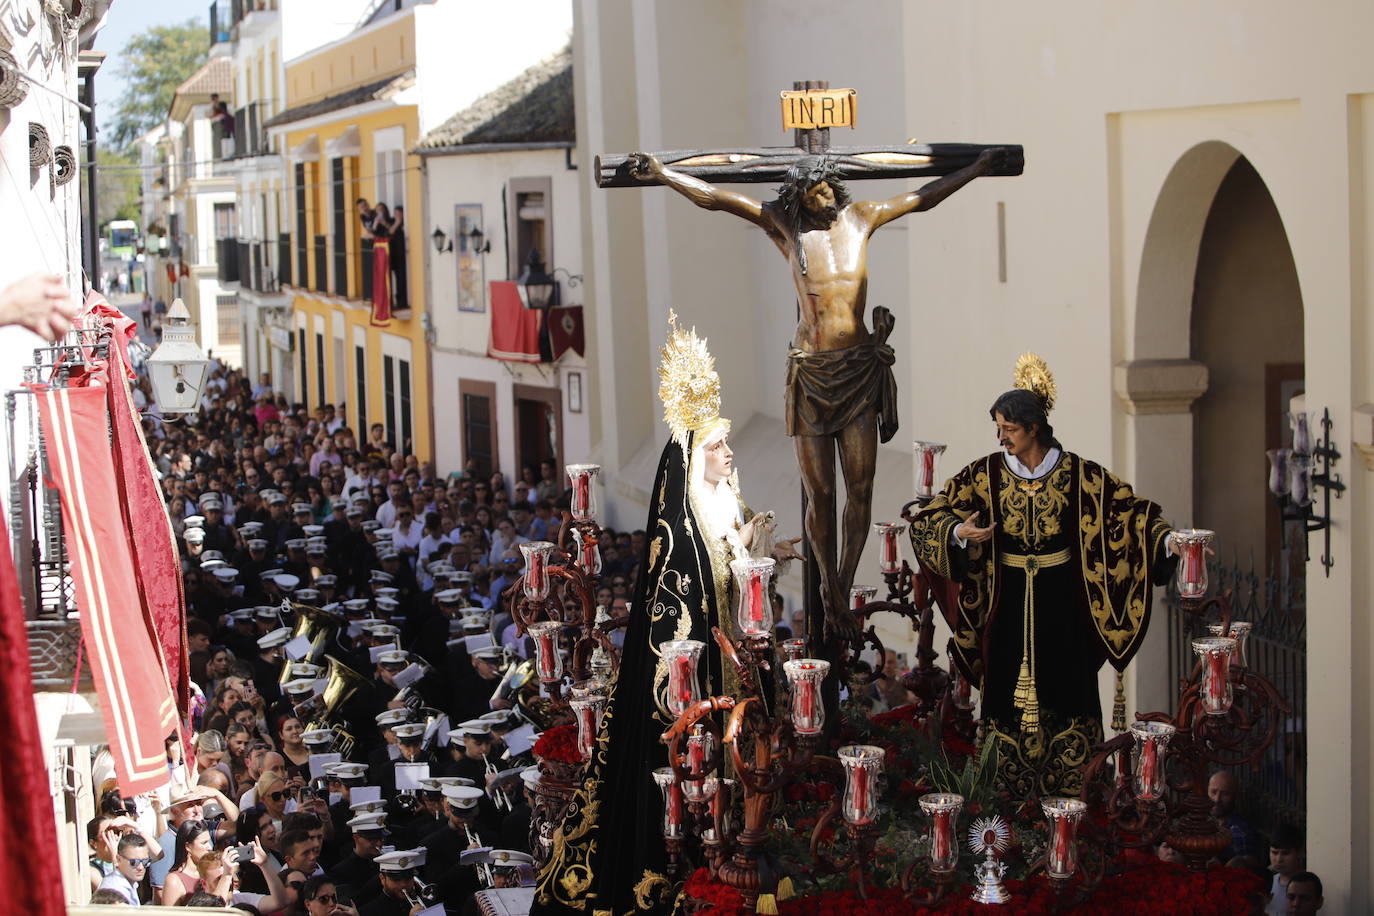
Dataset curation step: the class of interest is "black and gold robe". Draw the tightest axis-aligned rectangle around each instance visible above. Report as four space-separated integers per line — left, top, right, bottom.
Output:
909 450 1175 797
533 432 732 915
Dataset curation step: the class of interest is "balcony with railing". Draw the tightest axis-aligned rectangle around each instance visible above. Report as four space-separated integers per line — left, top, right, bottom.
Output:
208 0 230 46
361 237 374 302
278 233 292 288
227 101 271 160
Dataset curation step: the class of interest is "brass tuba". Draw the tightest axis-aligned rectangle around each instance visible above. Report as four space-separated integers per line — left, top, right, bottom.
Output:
304 654 369 757
278 602 347 687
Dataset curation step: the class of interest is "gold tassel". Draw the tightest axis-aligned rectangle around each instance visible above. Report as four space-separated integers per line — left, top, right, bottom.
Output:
1112 670 1127 732
776 878 796 901
1012 657 1034 708
756 894 779 914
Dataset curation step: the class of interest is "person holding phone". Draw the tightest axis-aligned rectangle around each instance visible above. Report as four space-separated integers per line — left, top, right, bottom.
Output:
302 874 361 915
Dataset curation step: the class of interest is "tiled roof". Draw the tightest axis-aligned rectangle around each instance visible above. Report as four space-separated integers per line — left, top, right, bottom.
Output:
175 56 232 98
415 46 572 151
263 71 415 129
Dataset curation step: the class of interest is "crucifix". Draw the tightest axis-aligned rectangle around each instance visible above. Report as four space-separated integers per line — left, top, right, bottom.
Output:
598 80 1023 655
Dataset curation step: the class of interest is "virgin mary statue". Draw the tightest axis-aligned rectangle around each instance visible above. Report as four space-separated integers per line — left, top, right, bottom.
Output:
533 313 765 915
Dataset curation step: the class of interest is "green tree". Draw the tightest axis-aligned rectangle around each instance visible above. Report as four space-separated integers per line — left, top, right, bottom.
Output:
107 20 208 149
90 146 144 228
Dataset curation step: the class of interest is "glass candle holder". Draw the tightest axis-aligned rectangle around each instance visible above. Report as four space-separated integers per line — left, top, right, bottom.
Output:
1291 410 1312 455
872 523 906 574
1041 798 1088 879
1289 454 1314 507
783 658 830 735
850 584 878 627
589 605 612 679
528 621 564 683
918 792 964 873
1128 721 1176 802
569 694 606 761
565 463 600 521
682 723 714 802
703 777 735 842
570 525 602 577
1207 620 1253 669
912 441 948 500
1171 528 1214 598
1266 448 1292 498
661 639 705 716
780 637 807 663
521 541 557 601
731 557 776 638
837 745 885 826
1193 636 1237 715
652 767 685 840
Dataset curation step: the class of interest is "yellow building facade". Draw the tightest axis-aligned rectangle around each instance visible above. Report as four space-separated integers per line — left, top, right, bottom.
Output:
268 11 431 458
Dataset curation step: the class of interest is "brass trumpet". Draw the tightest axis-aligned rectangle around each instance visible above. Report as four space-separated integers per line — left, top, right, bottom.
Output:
277 602 348 687
403 876 440 909
303 654 368 756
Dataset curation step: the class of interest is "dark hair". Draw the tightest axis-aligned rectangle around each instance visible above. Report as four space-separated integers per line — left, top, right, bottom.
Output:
236 804 268 843
279 827 312 857
301 874 336 901
116 832 148 857
89 888 130 904
989 388 1058 448
171 819 211 870
1270 823 1304 851
1288 871 1322 899
183 891 226 906
773 155 852 275
281 811 322 834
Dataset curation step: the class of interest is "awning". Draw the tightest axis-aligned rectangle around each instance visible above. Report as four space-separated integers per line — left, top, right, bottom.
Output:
290 133 320 162
325 124 361 158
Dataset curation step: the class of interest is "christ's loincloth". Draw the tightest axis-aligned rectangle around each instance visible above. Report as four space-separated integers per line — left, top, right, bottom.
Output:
785 305 898 443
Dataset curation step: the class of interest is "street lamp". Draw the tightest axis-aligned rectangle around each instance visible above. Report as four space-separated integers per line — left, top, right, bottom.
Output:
146 298 209 414
516 247 556 309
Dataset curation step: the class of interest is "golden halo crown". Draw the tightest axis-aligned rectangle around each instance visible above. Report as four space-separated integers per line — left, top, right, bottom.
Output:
1013 352 1057 413
658 310 722 443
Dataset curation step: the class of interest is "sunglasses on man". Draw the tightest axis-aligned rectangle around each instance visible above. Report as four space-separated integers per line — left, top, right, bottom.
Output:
121 855 152 868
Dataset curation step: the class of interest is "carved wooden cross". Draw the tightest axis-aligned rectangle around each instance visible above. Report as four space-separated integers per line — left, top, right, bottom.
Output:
596 80 1023 188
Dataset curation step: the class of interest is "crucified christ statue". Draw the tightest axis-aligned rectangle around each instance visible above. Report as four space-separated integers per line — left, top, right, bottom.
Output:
629 147 1006 637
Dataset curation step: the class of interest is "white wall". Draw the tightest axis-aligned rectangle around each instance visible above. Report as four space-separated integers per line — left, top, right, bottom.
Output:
424 146 587 478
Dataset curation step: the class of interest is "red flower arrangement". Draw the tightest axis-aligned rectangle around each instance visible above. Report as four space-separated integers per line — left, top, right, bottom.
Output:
682 863 1264 915
533 724 583 765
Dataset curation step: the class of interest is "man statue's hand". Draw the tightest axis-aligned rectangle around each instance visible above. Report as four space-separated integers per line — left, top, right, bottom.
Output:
628 152 664 180
955 511 995 544
975 147 1009 174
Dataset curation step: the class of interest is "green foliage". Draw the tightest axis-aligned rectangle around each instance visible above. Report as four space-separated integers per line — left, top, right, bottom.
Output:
928 737 1000 809
92 146 143 227
108 20 208 148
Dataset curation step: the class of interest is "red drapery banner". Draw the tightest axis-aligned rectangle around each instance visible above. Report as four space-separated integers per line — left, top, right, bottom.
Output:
85 296 190 728
372 239 392 325
0 508 65 916
488 280 543 362
34 380 179 793
548 305 585 359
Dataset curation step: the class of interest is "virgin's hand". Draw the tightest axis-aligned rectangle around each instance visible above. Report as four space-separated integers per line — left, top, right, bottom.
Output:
955 512 995 544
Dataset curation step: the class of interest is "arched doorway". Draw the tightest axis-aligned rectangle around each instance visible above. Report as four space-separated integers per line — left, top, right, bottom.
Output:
1135 146 1307 837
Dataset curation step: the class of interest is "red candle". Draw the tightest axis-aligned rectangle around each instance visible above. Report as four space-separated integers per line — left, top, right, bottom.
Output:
530 550 546 589
1206 652 1228 704
749 574 765 624
687 738 705 777
932 809 951 863
880 530 898 569
795 671 816 722
535 631 558 680
1139 738 1158 798
851 762 869 814
921 449 935 492
957 671 972 700
852 592 865 612
667 782 683 829
1183 541 1201 587
1116 747 1131 786
573 474 590 516
672 655 695 709
1052 816 1073 874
